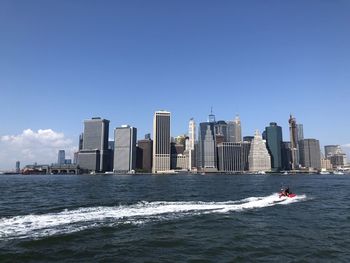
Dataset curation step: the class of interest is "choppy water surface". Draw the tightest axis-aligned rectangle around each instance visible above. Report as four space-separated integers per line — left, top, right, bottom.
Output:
0 174 349 262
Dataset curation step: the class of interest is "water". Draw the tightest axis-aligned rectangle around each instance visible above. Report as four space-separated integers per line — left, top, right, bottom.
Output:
0 174 349 262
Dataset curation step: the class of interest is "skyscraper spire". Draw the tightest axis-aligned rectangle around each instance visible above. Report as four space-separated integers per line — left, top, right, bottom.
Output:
208 107 216 123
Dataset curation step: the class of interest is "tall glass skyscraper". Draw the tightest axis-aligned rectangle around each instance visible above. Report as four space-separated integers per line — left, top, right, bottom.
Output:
265 122 283 172
152 111 171 173
299 139 321 170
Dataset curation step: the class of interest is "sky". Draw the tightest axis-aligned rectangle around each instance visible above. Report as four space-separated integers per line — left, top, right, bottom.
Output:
0 0 350 169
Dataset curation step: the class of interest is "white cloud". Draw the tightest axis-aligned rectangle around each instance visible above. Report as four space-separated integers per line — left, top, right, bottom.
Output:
0 129 77 171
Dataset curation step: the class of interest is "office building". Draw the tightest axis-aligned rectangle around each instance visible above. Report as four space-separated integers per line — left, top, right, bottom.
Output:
136 138 153 173
289 115 299 170
265 122 283 172
188 118 196 151
297 124 304 141
114 125 137 173
299 139 321 170
218 142 250 172
16 161 20 173
198 122 217 171
215 120 228 142
78 117 109 172
248 130 271 172
58 150 65 165
152 111 171 173
227 115 242 143
281 142 292 170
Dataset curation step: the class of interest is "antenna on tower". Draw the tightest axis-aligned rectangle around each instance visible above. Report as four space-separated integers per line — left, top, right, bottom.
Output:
208 106 216 123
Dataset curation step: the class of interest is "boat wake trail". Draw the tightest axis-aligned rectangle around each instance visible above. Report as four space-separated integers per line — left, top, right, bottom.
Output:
0 193 306 240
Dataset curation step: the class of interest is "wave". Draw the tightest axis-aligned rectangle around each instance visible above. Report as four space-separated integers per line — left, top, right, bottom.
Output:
0 193 306 240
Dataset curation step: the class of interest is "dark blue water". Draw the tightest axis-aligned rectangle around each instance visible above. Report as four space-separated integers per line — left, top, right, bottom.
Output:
0 174 349 262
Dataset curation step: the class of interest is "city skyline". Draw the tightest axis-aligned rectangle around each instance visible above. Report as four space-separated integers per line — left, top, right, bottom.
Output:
1 1 350 169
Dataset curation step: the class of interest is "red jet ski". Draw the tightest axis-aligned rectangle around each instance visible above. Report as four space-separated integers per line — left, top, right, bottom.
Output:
279 192 296 198
279 187 296 198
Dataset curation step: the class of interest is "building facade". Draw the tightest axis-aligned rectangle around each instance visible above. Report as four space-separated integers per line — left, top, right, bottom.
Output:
58 150 65 165
248 130 271 172
198 122 217 171
217 142 250 172
136 139 153 173
114 125 137 173
265 122 283 172
152 111 171 173
299 139 321 170
78 117 110 172
227 115 242 143
289 115 299 170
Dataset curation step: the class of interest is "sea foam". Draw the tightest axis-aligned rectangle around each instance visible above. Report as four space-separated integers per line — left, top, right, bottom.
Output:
0 193 306 240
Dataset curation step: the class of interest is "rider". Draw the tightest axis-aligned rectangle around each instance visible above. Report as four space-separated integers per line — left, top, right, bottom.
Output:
283 187 290 196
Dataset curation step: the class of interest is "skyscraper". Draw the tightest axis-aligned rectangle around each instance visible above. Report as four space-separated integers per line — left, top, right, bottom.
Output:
57 150 65 165
187 118 196 170
265 122 283 172
297 124 304 141
299 139 321 170
215 120 228 142
248 130 271 172
152 111 171 173
217 142 250 172
78 117 110 172
198 122 217 171
289 114 299 170
114 125 137 173
16 161 20 173
136 138 153 173
227 115 242 143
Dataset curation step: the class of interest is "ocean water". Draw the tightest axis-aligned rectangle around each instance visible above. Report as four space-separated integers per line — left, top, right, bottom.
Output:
0 174 349 262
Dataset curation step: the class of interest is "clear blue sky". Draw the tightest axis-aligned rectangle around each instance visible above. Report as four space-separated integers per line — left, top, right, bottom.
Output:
1 0 349 149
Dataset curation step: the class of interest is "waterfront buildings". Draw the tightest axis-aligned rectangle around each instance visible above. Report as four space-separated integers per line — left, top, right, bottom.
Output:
227 115 242 143
281 142 292 170
289 115 299 170
58 150 65 165
152 111 171 173
299 139 321 170
265 122 283 172
114 125 137 173
136 138 153 173
248 130 271 172
78 117 110 172
324 145 347 168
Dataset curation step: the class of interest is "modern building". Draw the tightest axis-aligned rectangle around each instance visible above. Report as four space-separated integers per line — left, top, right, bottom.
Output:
324 145 342 158
78 133 84 151
114 125 137 173
227 115 242 143
248 130 271 172
152 111 171 173
265 122 283 172
78 149 100 173
78 117 110 172
136 138 153 173
58 150 65 165
243 136 254 143
16 161 20 173
198 121 217 171
281 142 292 170
188 118 196 151
289 114 299 170
217 142 250 172
297 124 304 141
215 120 228 142
299 139 321 170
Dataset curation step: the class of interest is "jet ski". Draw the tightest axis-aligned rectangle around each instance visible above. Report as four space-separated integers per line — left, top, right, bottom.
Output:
279 187 296 198
279 192 296 198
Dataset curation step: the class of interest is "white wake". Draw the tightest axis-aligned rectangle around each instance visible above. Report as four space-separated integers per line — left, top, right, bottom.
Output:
0 193 306 240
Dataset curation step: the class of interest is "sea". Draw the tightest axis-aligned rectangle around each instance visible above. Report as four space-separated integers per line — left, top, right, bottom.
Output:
0 174 349 262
